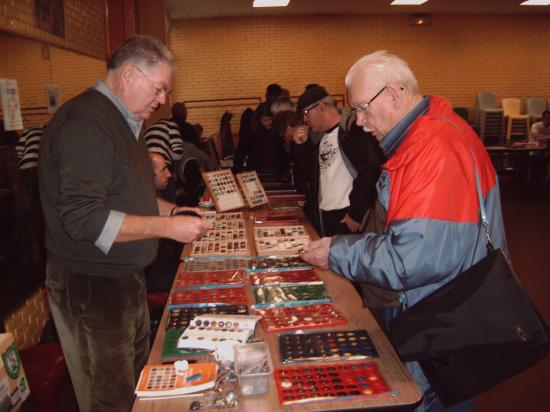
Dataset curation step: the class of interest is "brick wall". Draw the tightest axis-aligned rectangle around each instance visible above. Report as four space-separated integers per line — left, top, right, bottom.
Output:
0 0 106 60
2 12 548 135
0 33 105 128
4 287 49 351
168 14 550 137
0 0 106 128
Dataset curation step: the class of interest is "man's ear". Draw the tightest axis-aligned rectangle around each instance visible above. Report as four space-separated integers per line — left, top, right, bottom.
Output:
386 84 398 101
119 63 134 87
386 84 402 108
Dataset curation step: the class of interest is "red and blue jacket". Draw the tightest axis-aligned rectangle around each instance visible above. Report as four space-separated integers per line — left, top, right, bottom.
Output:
329 96 509 408
329 96 508 310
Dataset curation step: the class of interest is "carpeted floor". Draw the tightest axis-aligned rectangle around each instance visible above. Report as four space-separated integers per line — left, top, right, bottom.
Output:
474 198 550 412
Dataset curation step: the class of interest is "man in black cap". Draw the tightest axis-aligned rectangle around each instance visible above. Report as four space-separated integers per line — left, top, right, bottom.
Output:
295 86 386 236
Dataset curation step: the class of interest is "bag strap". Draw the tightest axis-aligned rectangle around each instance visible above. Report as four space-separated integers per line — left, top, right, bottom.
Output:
433 115 495 253
469 147 494 253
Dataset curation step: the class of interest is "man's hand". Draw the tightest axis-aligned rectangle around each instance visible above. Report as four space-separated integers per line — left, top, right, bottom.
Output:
301 237 332 269
292 125 309 144
166 216 213 243
341 213 361 232
116 213 213 244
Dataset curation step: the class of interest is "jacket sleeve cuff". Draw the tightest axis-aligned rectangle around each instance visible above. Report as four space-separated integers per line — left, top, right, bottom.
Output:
328 235 352 279
94 210 125 255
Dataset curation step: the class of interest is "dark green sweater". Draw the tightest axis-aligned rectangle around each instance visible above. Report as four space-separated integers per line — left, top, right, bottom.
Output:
39 89 159 277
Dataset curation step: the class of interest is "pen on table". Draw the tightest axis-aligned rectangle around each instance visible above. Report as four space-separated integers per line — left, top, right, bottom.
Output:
186 372 202 382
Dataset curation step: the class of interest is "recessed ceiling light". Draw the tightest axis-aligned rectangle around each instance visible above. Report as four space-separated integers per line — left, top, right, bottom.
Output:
520 0 550 5
253 0 290 7
391 0 429 5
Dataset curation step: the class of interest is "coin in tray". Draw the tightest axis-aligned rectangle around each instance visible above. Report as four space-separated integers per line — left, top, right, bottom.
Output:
173 270 246 289
256 303 347 332
168 286 248 307
279 329 379 363
184 257 252 272
248 255 312 272
248 269 321 286
274 361 391 405
255 237 310 256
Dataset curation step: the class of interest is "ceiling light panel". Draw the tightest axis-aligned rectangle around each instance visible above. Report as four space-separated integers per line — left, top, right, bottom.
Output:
253 0 291 7
520 0 550 6
391 0 429 5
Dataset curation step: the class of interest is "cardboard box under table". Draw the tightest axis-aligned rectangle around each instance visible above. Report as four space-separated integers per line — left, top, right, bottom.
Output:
0 333 31 411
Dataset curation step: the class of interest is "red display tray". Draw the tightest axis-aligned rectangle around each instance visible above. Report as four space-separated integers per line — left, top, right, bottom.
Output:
174 270 246 289
274 361 391 405
167 286 248 307
256 303 347 332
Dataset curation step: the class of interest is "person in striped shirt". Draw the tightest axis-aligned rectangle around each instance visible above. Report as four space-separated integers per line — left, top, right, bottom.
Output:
144 113 184 203
16 126 43 170
143 117 183 167
15 126 46 278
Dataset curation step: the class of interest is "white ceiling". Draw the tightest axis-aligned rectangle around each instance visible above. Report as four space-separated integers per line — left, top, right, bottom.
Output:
166 0 550 19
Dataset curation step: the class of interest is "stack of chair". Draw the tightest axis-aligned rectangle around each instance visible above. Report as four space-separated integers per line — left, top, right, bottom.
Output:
525 97 547 125
502 98 530 141
475 91 504 145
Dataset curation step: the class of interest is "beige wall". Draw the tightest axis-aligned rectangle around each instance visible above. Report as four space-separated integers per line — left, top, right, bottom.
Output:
0 0 107 128
0 33 105 128
169 14 549 137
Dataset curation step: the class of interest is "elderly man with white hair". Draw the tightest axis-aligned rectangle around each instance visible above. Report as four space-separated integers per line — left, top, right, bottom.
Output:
302 50 508 412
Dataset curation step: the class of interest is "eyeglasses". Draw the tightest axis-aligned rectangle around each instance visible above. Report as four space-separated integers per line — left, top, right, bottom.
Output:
351 85 387 115
302 103 320 116
135 66 171 97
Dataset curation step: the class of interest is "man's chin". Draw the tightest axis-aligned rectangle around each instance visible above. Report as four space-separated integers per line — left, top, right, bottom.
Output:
373 132 385 141
138 106 159 120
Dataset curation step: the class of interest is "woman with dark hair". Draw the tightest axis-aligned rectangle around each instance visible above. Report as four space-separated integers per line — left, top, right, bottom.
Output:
232 107 255 174
248 102 289 175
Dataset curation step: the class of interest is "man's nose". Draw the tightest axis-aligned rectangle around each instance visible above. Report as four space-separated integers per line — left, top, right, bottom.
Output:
156 93 167 105
355 111 374 132
355 111 367 127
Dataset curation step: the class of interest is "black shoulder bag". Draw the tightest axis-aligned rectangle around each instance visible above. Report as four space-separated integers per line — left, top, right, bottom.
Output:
390 150 550 406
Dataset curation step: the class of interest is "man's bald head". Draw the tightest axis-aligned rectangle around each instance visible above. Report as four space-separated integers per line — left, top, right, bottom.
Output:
149 152 171 190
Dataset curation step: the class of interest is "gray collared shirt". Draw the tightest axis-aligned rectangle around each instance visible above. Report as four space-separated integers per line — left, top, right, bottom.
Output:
94 80 143 139
93 80 144 254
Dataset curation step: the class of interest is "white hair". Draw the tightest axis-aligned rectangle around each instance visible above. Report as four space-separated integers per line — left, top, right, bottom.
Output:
271 97 293 115
345 50 419 94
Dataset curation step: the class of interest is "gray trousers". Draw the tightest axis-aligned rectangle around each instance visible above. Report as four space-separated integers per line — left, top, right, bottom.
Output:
46 263 150 412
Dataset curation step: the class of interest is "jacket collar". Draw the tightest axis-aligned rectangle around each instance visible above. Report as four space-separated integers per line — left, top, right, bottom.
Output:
379 96 430 158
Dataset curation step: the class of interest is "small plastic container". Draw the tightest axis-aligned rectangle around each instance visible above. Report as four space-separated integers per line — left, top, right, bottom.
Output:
234 342 273 396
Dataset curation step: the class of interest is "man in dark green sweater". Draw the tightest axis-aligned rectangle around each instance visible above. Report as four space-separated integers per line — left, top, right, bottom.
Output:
39 35 212 412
